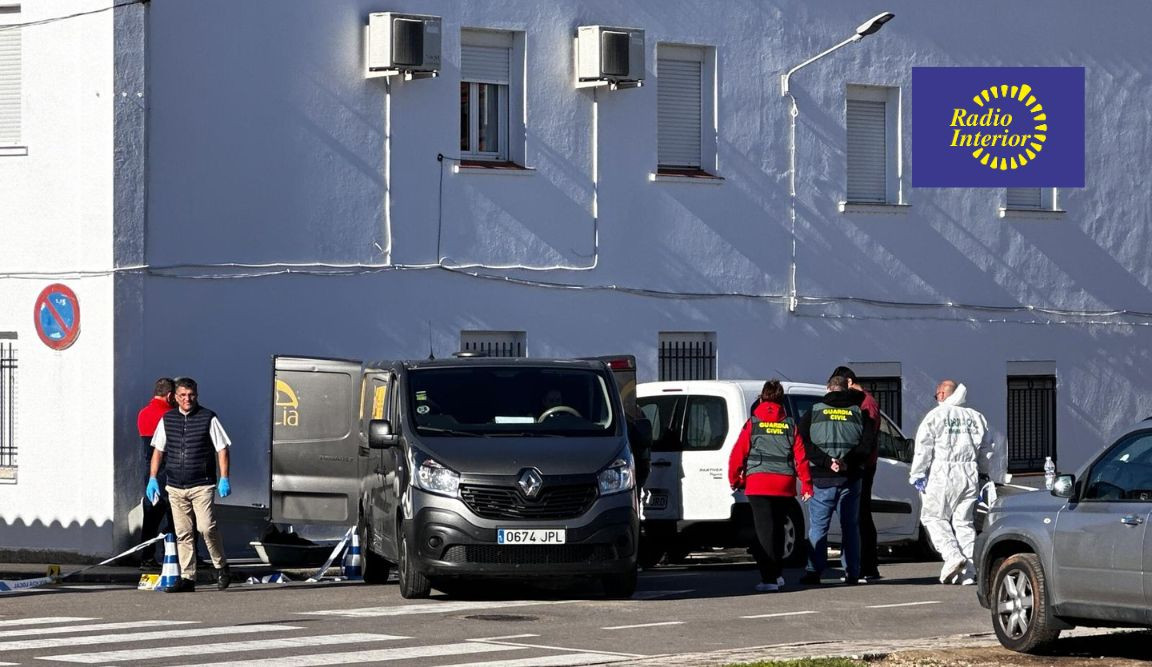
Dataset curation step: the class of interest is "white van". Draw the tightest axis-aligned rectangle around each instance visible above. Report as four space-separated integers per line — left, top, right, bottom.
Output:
637 380 924 567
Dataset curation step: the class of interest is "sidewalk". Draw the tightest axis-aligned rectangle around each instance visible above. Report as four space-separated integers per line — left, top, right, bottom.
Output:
0 560 328 585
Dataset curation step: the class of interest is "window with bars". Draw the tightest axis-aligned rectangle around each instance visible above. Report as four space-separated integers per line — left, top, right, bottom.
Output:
1 334 16 483
0 4 22 148
845 85 900 204
459 330 525 358
858 376 902 428
1007 375 1057 473
658 332 716 381
460 29 520 163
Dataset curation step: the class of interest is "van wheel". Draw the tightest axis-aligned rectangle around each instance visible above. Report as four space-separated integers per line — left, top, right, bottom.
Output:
603 569 638 598
361 522 391 585
782 501 807 567
991 553 1060 653
397 529 431 599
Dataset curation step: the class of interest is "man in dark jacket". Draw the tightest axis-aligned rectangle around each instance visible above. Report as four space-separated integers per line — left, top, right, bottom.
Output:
797 375 876 585
831 366 882 580
146 377 233 592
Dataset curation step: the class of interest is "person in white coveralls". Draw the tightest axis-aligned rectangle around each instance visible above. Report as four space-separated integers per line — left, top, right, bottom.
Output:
909 380 1005 585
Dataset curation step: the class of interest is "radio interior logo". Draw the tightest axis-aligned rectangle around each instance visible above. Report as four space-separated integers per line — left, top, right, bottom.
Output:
951 84 1047 171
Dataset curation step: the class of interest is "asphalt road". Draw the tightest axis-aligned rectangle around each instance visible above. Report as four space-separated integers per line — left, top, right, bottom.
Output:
0 554 1002 666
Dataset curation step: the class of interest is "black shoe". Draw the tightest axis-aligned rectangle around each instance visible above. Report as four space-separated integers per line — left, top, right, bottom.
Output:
861 571 882 581
163 577 196 593
138 557 160 571
799 571 822 585
217 567 232 591
840 575 866 585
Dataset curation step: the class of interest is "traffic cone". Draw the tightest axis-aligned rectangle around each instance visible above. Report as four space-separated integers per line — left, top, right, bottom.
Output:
156 533 180 592
342 531 363 581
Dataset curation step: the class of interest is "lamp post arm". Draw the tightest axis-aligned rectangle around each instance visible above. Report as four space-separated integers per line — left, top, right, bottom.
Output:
779 34 861 96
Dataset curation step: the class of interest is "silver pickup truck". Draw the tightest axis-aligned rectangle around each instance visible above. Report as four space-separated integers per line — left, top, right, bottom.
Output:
975 417 1152 653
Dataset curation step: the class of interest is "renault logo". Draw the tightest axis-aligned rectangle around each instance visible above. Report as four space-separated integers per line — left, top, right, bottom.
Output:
517 469 543 498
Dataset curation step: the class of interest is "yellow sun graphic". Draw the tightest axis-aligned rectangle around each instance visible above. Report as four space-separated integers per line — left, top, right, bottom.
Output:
968 84 1048 170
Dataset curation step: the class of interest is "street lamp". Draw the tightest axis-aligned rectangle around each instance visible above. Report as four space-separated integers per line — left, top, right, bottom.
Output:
780 12 894 312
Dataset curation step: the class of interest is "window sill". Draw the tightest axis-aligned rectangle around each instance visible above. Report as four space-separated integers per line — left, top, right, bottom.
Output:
453 160 535 176
838 201 911 214
0 146 29 157
999 207 1066 220
650 169 724 185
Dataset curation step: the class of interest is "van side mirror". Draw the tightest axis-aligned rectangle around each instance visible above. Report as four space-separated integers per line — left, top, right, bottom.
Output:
1052 473 1076 499
369 419 399 449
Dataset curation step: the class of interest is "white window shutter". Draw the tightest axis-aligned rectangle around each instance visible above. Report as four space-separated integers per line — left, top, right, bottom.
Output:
657 58 702 168
0 22 20 145
461 45 509 85
846 99 886 202
1006 188 1041 209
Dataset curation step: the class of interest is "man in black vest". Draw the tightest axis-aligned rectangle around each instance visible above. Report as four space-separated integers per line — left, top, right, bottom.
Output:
146 377 233 592
797 375 876 586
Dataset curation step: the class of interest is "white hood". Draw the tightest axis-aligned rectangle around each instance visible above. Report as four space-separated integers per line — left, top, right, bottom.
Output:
942 383 968 407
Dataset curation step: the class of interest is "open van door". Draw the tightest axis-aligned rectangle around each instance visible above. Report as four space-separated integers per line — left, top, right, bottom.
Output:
270 356 362 525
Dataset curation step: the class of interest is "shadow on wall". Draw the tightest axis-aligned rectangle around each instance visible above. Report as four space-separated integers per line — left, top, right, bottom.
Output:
0 518 115 564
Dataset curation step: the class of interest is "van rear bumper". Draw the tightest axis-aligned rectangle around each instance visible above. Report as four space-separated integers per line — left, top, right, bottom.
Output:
408 505 638 579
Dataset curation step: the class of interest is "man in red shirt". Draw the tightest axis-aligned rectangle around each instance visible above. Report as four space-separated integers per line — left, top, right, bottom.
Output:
832 366 882 580
136 378 175 569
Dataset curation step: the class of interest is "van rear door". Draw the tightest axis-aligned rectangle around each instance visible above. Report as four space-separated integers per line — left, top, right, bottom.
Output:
270 356 361 525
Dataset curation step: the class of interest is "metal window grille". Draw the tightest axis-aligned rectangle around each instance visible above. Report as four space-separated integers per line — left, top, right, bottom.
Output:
1 337 16 477
658 335 716 381
459 330 525 358
859 376 902 428
1007 375 1057 473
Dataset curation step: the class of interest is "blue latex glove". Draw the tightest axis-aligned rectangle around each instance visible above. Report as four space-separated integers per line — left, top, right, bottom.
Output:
217 477 231 498
145 477 160 505
912 477 928 494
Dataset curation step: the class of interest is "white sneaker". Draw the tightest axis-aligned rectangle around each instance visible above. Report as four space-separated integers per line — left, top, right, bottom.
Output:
754 582 780 593
940 558 966 584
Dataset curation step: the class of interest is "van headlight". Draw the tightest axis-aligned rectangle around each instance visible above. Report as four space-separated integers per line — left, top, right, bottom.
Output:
597 450 635 496
412 452 460 498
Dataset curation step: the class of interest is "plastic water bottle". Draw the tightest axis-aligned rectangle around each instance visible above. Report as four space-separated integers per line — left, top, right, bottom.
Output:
1043 456 1056 490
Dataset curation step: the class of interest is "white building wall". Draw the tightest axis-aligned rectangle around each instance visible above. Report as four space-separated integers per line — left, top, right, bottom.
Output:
6 0 1152 553
0 0 116 555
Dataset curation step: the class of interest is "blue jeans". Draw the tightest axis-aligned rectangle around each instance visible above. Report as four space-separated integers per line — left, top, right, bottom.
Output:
805 479 862 577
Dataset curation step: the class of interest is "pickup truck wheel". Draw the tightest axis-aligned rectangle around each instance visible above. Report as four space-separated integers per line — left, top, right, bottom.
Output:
991 553 1061 653
602 569 638 598
397 530 431 599
781 501 808 567
361 523 391 585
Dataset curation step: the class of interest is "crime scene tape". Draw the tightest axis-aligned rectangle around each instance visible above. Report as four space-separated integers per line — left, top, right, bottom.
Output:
306 525 355 582
0 534 165 595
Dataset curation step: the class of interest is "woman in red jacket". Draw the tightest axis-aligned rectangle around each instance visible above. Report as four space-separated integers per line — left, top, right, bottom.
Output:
728 380 813 592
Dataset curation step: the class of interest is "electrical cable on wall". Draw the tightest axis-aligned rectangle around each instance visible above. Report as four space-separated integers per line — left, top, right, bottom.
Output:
0 0 146 32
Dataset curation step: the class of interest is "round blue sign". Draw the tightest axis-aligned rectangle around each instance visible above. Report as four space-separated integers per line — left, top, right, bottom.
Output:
34 283 81 350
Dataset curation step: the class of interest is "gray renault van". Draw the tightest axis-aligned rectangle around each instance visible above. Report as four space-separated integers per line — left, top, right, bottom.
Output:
271 355 641 598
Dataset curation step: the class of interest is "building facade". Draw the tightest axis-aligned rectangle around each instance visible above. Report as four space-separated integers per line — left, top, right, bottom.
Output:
3 0 1151 556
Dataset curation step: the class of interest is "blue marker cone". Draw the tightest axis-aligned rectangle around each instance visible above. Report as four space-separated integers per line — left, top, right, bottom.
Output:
156 533 180 591
342 531 363 581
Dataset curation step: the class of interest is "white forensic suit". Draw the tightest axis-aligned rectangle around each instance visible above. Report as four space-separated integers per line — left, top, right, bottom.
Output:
909 384 1005 583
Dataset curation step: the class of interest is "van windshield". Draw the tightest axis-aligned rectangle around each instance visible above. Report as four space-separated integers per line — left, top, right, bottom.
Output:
407 367 616 437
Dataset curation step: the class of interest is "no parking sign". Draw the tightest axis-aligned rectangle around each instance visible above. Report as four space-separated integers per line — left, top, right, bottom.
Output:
34 284 81 350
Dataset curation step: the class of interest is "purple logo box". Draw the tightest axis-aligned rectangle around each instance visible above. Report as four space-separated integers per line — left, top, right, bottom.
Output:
912 67 1084 187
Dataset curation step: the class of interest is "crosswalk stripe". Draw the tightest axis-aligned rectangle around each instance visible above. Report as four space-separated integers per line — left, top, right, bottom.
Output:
303 599 578 618
192 641 522 666
741 610 820 619
445 653 634 667
0 620 192 639
0 624 300 652
43 632 410 663
865 600 942 609
0 618 97 628
602 621 683 630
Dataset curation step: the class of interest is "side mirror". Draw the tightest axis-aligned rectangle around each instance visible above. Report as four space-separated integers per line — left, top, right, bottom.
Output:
368 419 399 449
1051 473 1076 499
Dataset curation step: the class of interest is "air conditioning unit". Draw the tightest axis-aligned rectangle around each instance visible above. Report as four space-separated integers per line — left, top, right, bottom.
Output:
366 12 442 77
576 25 645 88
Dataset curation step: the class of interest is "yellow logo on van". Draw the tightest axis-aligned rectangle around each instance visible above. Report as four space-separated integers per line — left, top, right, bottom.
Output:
275 379 300 427
950 83 1048 171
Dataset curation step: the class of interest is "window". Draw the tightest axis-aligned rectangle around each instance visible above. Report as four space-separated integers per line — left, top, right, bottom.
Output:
658 331 716 381
1 333 16 484
638 394 727 452
460 29 522 164
0 4 21 148
1001 188 1060 216
845 85 901 204
459 330 525 358
1007 374 1057 473
858 376 902 428
656 45 715 175
876 415 911 464
1081 430 1152 502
